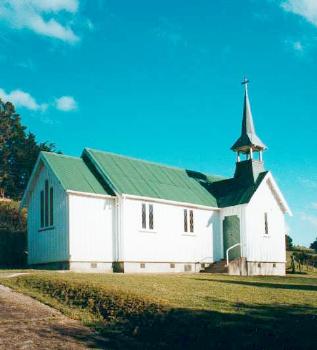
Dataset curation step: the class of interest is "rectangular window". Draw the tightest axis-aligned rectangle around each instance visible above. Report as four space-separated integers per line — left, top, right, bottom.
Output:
149 204 154 230
40 190 44 228
141 203 154 230
49 187 54 226
40 180 54 229
189 210 194 233
184 209 188 232
184 209 194 233
44 180 49 227
264 212 269 234
142 203 147 229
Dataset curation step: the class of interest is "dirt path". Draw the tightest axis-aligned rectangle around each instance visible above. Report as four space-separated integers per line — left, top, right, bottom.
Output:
0 285 110 349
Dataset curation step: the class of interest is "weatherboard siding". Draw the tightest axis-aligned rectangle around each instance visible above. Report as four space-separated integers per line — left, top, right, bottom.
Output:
27 164 68 265
68 194 114 265
121 197 219 265
245 178 286 264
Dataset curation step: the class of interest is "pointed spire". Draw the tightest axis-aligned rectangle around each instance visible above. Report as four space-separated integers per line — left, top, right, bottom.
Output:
241 79 255 135
231 78 266 153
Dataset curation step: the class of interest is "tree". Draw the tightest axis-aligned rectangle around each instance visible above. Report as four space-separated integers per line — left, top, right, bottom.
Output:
310 238 317 253
0 99 56 200
285 234 293 251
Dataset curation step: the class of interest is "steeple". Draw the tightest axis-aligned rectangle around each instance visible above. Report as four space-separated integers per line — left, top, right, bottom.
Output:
232 78 267 184
231 78 266 161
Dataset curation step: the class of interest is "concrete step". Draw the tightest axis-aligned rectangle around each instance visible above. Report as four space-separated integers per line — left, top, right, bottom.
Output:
200 260 228 273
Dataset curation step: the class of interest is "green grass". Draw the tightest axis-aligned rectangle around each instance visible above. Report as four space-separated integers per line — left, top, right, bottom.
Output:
1 271 317 349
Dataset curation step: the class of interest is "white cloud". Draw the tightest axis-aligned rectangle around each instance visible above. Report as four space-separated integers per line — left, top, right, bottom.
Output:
293 40 304 51
0 0 80 43
0 88 77 113
298 177 317 188
55 96 77 111
27 0 79 13
281 0 317 27
312 202 317 209
284 39 306 53
0 88 47 111
300 212 317 227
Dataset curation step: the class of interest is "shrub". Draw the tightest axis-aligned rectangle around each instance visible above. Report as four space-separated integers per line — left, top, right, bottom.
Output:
0 201 27 267
0 201 26 231
12 274 167 331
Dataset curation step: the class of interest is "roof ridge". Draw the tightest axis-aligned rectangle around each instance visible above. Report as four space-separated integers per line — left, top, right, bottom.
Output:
84 147 222 179
41 151 81 161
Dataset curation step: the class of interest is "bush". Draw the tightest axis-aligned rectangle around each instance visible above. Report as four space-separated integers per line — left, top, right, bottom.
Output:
0 229 27 267
12 274 167 331
0 201 26 231
0 201 27 267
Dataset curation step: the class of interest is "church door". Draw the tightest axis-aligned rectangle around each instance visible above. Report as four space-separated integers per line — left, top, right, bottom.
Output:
223 215 241 260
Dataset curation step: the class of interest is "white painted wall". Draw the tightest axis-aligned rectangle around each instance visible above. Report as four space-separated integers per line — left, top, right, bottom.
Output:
27 163 68 265
121 197 219 264
68 193 114 264
244 174 286 263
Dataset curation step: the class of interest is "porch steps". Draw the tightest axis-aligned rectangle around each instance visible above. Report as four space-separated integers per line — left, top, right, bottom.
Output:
201 260 228 273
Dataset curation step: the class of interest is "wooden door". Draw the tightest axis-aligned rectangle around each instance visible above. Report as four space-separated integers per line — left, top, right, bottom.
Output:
223 215 241 260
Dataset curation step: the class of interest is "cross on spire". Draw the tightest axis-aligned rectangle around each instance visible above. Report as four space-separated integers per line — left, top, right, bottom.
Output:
241 77 249 86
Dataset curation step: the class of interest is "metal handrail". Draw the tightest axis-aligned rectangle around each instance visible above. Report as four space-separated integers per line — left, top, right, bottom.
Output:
226 243 241 266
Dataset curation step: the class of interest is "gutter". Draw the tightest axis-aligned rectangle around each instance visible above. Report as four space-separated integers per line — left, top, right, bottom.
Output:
122 193 220 211
66 190 115 200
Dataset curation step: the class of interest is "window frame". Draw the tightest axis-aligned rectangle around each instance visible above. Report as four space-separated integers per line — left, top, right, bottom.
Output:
44 180 49 227
49 186 54 227
189 209 194 233
40 190 44 228
39 179 54 231
183 208 195 235
264 212 269 235
184 209 188 232
140 203 155 232
141 203 147 229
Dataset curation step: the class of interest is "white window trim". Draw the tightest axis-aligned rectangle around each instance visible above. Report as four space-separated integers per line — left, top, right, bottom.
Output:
264 212 269 236
183 208 195 235
140 202 155 232
39 180 54 231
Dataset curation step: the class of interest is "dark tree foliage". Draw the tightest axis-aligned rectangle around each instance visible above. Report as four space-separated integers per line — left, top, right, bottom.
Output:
285 234 293 251
0 201 26 231
0 99 55 200
310 238 317 253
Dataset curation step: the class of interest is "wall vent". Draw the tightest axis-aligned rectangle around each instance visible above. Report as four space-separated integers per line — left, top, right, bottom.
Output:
273 263 276 268
140 263 145 269
170 263 175 269
184 264 192 272
257 263 261 268
91 262 97 268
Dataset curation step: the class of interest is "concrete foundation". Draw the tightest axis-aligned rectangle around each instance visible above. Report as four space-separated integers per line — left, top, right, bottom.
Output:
122 262 201 273
247 261 285 276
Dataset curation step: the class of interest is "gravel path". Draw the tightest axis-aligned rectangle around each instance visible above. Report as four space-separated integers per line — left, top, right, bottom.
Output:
0 285 110 349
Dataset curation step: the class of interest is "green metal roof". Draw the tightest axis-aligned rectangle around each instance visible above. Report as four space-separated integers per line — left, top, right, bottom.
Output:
83 148 223 207
37 149 268 208
210 171 268 207
42 152 111 195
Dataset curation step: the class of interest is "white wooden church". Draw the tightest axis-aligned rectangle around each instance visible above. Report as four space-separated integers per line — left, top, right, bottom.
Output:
21 81 291 275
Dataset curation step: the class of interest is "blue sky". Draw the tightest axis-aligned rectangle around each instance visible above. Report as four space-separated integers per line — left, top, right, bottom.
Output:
0 0 316 246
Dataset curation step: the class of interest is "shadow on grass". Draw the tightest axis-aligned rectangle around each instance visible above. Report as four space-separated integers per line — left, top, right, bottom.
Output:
194 278 317 292
41 302 317 349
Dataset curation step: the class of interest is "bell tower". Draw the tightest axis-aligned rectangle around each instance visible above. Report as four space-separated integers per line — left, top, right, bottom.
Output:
231 78 267 184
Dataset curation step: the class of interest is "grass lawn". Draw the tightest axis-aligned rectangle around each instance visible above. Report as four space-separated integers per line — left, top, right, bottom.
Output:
1 271 317 349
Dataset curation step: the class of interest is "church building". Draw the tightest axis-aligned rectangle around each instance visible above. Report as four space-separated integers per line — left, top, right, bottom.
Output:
21 81 291 275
